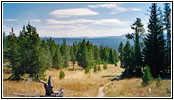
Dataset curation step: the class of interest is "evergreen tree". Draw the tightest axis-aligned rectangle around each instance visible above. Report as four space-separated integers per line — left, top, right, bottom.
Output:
103 63 107 70
94 46 101 64
18 24 47 80
104 47 109 63
41 40 53 69
142 66 153 85
130 18 144 76
61 39 70 68
47 38 56 66
53 46 63 69
118 42 124 67
6 28 21 80
122 41 133 77
113 50 119 66
143 3 166 76
78 39 88 68
163 3 171 73
109 49 115 64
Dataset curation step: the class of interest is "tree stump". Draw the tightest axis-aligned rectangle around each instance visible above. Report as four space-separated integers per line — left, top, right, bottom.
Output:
38 76 64 97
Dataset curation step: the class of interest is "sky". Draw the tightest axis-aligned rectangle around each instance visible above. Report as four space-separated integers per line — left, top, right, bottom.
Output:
3 2 168 38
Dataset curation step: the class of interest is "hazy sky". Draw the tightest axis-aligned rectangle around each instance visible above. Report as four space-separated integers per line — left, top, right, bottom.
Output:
3 2 167 37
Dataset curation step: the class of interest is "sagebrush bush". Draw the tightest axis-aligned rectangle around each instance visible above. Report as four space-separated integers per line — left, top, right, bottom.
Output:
59 70 65 79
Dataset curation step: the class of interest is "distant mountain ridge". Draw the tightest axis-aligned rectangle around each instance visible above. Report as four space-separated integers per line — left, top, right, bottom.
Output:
40 35 133 50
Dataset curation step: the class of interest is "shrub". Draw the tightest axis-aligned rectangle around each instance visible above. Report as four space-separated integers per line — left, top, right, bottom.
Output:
59 70 65 79
94 65 97 73
103 63 107 70
156 75 162 87
115 63 117 66
97 66 101 71
142 66 153 85
85 67 90 74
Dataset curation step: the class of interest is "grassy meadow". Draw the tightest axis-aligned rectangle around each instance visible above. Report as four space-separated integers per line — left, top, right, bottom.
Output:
3 62 171 97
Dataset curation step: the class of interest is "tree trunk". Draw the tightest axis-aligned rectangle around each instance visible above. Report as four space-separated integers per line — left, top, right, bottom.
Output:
38 76 63 97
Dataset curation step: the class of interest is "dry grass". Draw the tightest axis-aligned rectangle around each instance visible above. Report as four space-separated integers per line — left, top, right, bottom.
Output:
3 62 171 97
3 62 124 97
104 78 171 97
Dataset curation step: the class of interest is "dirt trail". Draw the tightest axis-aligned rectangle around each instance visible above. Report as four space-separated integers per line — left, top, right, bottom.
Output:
98 62 123 97
98 81 111 97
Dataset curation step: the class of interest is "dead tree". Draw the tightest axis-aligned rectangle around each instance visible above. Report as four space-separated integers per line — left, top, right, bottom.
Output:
13 76 64 97
38 76 64 97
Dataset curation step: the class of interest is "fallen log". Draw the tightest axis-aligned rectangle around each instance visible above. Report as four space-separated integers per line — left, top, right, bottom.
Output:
12 76 64 97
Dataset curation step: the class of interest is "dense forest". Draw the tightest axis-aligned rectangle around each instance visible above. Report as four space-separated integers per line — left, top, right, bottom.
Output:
3 3 171 81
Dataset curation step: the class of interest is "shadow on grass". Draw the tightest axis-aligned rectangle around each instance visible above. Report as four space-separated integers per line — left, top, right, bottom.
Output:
101 75 116 78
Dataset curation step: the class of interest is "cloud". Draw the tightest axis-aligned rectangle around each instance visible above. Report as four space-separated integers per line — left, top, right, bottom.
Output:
28 19 41 22
88 3 142 14
49 8 99 18
38 24 132 38
46 19 128 26
39 24 88 29
130 8 142 11
4 19 18 22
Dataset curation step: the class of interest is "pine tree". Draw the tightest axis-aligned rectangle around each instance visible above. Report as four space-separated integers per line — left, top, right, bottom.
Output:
130 18 144 76
6 28 21 80
113 50 119 66
104 47 109 63
70 46 76 69
78 39 88 68
61 39 70 68
122 41 133 77
47 38 56 67
94 46 101 64
41 40 53 69
53 46 63 69
18 24 47 80
109 49 115 64
163 3 171 74
118 42 124 67
143 3 166 77
142 66 153 85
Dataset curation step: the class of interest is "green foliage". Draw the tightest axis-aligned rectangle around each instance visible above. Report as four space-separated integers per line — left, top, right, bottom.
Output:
103 63 107 70
6 29 21 80
61 39 70 68
163 3 171 74
85 66 90 74
97 65 101 71
53 46 63 69
118 42 124 67
94 64 97 73
131 18 144 76
143 3 166 76
142 66 153 85
156 75 162 87
59 70 65 79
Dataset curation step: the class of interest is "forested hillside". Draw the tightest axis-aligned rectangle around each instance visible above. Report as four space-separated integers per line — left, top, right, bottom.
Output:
40 35 132 50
